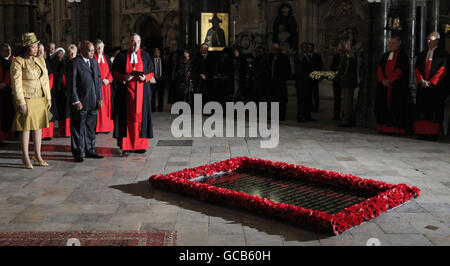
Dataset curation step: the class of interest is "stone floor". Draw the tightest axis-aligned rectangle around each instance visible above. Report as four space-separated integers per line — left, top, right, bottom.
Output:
0 99 449 246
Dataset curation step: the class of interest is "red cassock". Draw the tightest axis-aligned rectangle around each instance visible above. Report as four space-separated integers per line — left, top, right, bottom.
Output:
414 49 447 135
376 51 406 134
0 64 14 141
113 50 154 151
57 74 71 137
41 73 54 139
94 53 114 133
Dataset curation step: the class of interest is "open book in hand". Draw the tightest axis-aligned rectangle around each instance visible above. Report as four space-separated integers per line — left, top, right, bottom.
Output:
130 71 144 77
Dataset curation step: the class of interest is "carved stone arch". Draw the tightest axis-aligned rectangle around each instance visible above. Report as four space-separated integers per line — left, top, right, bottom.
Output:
135 14 163 52
161 10 178 50
319 0 365 70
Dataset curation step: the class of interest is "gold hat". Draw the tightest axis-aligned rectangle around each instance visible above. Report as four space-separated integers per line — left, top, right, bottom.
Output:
15 32 40 47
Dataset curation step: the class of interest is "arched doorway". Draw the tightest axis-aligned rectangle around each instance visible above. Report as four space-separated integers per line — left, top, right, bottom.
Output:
136 16 163 53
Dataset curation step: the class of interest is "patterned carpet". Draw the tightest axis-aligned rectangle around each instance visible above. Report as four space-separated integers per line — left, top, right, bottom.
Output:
0 231 177 246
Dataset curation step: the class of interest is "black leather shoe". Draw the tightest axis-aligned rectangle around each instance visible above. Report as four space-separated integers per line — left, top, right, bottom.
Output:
74 157 84 163
122 151 131 157
134 150 147 154
86 153 104 159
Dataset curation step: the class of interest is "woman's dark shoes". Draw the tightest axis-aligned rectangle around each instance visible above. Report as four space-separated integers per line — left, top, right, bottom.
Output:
417 134 428 140
134 150 147 154
339 123 353 127
428 135 439 141
74 157 84 163
86 153 104 159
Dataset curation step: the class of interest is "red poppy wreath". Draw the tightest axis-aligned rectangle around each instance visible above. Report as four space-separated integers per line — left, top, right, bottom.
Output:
149 157 420 235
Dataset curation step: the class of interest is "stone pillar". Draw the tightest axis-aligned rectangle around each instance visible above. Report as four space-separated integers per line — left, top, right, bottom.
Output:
399 0 418 89
417 1 427 53
3 4 15 43
179 0 191 48
427 0 440 33
112 0 121 47
355 1 389 128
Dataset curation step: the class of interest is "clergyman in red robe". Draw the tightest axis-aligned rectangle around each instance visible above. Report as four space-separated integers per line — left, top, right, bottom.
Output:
375 36 410 134
94 39 114 133
414 32 448 140
112 33 154 156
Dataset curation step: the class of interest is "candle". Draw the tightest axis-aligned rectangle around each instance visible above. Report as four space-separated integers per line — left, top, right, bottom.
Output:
196 20 199 45
233 20 236 44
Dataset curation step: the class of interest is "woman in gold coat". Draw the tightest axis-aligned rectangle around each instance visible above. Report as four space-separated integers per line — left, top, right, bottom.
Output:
10 33 52 169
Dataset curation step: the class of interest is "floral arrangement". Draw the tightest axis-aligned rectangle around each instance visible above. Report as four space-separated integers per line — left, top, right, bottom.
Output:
309 71 339 80
149 157 420 235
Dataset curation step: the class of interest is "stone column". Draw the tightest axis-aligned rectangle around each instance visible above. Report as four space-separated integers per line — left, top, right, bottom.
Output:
399 0 418 89
2 4 16 43
179 0 191 48
355 1 389 128
417 1 427 53
427 0 440 33
112 0 121 47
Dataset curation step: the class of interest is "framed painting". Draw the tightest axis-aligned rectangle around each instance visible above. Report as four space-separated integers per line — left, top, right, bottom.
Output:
201 12 229 51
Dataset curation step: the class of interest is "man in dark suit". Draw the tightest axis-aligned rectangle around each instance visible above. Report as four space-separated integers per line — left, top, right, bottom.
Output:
295 42 315 123
68 41 104 162
308 43 323 112
269 43 291 121
196 43 219 103
152 48 167 112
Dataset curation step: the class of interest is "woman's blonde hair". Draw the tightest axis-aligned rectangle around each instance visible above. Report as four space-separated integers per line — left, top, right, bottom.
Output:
67 44 78 59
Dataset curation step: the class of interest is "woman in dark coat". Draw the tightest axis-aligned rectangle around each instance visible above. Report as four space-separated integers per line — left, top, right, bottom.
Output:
375 36 410 134
337 40 358 127
52 47 72 137
176 49 195 107
249 46 269 104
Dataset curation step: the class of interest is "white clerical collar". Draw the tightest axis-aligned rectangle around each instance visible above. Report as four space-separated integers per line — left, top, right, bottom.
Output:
427 46 438 60
97 53 105 64
388 51 397 60
130 51 138 64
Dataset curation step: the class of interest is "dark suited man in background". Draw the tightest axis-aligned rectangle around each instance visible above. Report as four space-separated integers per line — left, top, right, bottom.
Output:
68 41 104 162
330 43 343 120
196 43 218 104
269 43 291 121
308 43 323 112
152 48 167 112
295 42 315 123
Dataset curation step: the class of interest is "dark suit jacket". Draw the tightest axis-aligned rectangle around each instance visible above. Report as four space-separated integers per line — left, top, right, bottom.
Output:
269 53 291 101
337 51 358 90
151 57 168 83
67 56 102 111
294 53 312 83
310 52 323 72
